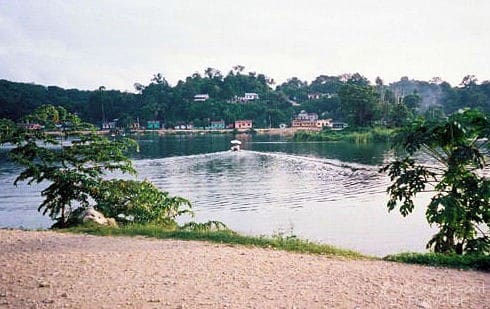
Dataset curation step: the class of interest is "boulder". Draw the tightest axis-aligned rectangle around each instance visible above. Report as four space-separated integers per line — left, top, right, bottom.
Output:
79 208 118 227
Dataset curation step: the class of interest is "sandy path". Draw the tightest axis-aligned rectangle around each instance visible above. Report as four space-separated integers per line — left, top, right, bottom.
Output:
0 230 488 308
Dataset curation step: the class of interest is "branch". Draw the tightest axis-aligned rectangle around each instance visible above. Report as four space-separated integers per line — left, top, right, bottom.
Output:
421 144 447 166
473 224 488 237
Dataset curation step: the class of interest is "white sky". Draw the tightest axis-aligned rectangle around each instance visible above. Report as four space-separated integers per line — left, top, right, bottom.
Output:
0 0 489 91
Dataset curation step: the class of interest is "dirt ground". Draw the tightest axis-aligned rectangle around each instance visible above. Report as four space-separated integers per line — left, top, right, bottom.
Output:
0 230 488 308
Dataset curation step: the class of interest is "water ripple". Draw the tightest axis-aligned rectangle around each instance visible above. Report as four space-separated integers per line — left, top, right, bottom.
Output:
133 150 387 212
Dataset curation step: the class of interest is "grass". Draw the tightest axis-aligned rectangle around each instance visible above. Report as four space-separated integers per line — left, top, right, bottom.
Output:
294 127 395 143
61 223 489 271
61 223 366 259
384 252 490 271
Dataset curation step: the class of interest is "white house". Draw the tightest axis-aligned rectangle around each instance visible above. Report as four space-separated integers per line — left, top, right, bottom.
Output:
194 94 210 102
307 92 337 100
296 110 319 121
307 93 322 100
316 119 333 128
244 93 259 101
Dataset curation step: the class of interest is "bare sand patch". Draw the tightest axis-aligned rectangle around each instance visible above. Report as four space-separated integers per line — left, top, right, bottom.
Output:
0 230 488 308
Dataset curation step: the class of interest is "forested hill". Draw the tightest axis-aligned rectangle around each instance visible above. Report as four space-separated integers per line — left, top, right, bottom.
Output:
1 69 489 128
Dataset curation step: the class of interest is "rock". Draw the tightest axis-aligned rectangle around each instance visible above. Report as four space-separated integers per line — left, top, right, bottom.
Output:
79 208 118 227
61 292 68 298
38 282 50 288
106 217 118 227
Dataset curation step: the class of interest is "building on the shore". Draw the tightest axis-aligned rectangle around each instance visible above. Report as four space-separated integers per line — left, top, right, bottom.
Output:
102 120 117 130
291 120 317 128
291 110 333 129
175 123 194 130
331 122 349 130
193 94 209 102
146 120 161 130
315 119 333 128
209 120 225 130
234 120 253 129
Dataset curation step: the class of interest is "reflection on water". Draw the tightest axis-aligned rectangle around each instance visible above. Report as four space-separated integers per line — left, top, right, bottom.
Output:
0 134 435 256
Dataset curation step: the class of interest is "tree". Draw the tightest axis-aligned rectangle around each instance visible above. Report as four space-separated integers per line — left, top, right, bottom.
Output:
402 91 422 111
339 81 380 127
381 109 489 254
93 179 192 226
0 105 191 227
388 102 411 127
277 77 309 102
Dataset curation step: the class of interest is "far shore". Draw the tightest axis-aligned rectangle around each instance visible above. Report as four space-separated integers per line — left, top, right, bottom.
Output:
45 127 321 137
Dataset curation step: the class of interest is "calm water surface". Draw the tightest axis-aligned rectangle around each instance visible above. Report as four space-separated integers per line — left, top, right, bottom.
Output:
0 134 435 256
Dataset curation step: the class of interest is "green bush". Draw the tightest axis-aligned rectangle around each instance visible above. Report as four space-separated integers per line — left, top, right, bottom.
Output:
93 179 192 225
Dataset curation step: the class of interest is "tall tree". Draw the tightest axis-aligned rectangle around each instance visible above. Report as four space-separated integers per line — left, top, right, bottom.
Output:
339 78 380 127
0 105 191 227
381 109 489 254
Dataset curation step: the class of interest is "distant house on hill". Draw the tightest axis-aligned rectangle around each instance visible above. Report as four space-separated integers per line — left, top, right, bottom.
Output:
296 110 318 122
307 93 322 100
193 94 209 102
244 93 259 101
234 120 253 129
22 123 43 130
307 93 337 100
228 93 260 103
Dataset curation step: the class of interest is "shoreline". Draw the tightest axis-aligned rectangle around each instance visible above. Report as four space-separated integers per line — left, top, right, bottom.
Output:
45 127 321 137
130 127 320 136
1 229 488 308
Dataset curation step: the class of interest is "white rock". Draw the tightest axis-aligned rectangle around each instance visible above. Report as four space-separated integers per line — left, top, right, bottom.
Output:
79 208 117 227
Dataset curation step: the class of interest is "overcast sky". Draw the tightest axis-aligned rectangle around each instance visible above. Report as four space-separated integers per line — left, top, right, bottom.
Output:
1 0 489 91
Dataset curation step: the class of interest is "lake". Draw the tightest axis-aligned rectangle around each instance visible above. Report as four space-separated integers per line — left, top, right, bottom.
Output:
0 133 435 256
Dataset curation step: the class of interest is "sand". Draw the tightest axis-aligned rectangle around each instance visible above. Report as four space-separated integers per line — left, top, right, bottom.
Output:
0 229 488 308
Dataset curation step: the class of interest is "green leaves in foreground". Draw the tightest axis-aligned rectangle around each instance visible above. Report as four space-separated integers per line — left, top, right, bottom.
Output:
94 179 192 225
381 109 489 255
1 104 191 227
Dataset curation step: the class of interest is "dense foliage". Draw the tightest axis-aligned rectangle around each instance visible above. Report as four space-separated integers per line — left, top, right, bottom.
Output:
1 69 489 129
93 179 192 226
381 109 489 254
0 105 191 227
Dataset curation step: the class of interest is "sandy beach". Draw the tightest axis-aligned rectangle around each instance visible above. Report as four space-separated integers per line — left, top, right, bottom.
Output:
0 229 488 308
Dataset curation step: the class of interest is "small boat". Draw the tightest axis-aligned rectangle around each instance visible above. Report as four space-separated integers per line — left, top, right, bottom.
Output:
230 139 241 151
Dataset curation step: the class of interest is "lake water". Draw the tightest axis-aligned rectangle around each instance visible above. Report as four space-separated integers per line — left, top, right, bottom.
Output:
0 133 436 256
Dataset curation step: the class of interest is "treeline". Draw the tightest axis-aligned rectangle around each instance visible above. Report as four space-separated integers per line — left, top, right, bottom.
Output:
1 67 489 128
